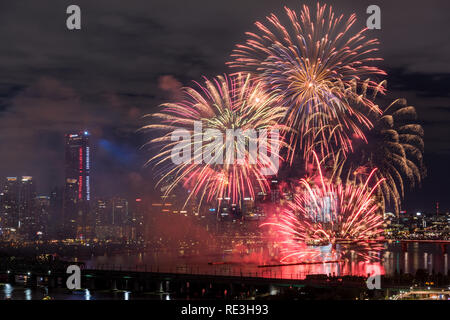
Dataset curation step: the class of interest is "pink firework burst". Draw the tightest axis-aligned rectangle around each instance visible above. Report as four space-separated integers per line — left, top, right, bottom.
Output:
262 153 385 263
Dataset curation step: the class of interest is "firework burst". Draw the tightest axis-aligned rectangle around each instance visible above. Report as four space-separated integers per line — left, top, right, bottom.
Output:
262 153 384 262
229 2 386 162
333 98 426 214
143 73 289 206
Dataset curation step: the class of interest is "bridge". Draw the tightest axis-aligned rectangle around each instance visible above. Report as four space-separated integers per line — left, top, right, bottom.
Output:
391 288 450 300
3 259 450 300
1 261 373 299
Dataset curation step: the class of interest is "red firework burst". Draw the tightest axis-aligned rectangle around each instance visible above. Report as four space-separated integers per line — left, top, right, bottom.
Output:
262 153 385 262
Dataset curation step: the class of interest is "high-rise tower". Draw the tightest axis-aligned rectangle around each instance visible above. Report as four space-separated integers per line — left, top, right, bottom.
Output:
63 131 91 239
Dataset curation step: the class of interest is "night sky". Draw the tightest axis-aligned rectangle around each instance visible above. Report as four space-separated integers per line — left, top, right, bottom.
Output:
0 0 449 213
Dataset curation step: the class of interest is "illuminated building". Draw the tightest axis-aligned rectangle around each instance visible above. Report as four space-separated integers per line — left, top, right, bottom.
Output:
151 199 173 214
135 198 145 240
111 197 128 225
0 176 38 239
93 197 144 242
19 176 37 236
120 197 144 242
216 197 242 221
49 186 63 238
270 179 280 203
242 197 258 220
128 198 145 241
63 131 91 239
94 198 110 226
0 177 20 229
35 195 50 238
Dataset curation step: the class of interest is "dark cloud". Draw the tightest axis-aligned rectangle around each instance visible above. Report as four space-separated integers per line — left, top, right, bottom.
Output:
388 69 450 98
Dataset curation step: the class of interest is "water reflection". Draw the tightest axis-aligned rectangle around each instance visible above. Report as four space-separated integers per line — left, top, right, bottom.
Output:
87 241 391 280
2 243 450 300
24 289 32 300
3 284 12 299
383 243 450 276
442 249 448 276
76 243 450 281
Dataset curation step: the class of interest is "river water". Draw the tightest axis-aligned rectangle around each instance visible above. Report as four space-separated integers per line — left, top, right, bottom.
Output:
2 242 449 300
84 242 450 278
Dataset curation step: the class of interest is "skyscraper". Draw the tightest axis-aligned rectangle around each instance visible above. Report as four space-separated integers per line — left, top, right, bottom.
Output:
94 198 110 226
35 195 50 238
0 176 37 239
63 131 91 239
132 198 145 242
111 197 128 226
18 176 37 236
1 177 20 229
49 186 63 238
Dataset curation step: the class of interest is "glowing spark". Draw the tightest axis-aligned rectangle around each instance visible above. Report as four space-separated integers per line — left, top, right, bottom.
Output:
229 2 386 163
144 73 289 207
